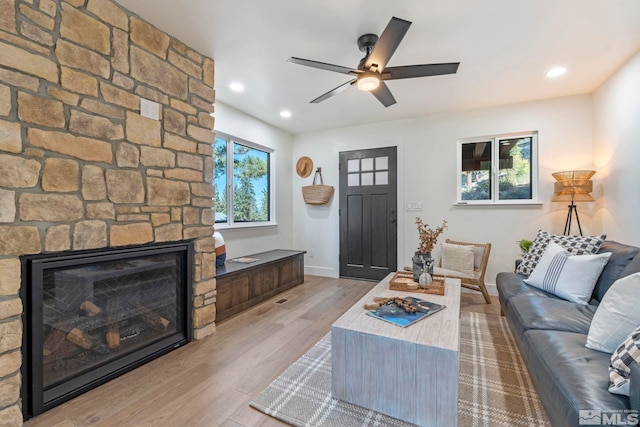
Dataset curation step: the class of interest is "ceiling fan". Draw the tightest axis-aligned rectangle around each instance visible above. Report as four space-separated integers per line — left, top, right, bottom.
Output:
287 17 460 107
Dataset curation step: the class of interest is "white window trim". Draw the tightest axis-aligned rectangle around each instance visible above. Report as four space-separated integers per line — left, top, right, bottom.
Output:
214 132 277 230
456 131 539 205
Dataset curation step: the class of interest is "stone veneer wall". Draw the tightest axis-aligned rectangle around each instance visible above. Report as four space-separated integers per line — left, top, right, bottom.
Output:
0 0 218 424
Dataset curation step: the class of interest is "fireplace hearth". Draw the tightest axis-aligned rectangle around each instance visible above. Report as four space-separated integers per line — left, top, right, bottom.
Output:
21 242 193 418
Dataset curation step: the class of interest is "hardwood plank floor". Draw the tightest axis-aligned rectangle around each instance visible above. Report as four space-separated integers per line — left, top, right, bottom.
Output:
25 275 500 427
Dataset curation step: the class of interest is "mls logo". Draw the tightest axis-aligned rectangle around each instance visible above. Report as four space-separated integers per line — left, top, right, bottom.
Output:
579 410 602 425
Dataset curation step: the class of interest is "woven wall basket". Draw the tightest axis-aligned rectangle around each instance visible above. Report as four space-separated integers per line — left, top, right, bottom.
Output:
302 168 334 205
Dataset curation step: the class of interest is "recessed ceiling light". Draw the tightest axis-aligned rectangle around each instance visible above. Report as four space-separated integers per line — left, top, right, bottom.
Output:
546 67 567 78
229 82 245 92
280 110 292 118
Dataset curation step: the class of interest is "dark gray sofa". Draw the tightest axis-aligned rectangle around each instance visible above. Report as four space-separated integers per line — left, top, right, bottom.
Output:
497 241 640 427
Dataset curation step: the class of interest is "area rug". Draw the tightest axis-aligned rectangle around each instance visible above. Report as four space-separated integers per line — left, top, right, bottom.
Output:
250 312 550 427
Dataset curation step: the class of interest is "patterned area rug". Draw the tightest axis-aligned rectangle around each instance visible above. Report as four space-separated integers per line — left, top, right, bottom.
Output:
250 312 550 427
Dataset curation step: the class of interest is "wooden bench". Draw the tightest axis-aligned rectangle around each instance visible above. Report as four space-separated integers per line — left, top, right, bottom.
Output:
214 249 306 322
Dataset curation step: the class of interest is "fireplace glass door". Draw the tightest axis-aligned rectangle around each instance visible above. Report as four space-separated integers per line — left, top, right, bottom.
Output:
22 242 192 418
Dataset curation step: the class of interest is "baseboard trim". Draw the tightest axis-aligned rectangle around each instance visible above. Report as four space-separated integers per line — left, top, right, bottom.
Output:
304 266 337 277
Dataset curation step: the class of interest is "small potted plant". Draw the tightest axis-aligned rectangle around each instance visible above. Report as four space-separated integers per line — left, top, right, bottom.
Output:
517 239 533 255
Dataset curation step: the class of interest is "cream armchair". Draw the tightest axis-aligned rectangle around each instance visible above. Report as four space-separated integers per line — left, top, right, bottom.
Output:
433 239 492 304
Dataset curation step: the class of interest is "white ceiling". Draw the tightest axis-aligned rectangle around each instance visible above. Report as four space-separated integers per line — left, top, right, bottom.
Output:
116 0 640 135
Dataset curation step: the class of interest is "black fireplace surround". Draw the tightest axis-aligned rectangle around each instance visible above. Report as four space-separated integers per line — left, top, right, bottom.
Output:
20 241 193 419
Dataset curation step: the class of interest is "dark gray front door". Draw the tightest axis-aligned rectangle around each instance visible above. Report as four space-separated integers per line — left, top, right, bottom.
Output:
339 147 397 281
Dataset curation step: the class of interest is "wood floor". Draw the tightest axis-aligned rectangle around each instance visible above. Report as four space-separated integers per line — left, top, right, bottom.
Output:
25 275 500 427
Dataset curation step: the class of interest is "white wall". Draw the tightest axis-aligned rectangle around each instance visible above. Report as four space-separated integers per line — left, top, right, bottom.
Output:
214 102 295 257
292 94 597 286
593 50 640 245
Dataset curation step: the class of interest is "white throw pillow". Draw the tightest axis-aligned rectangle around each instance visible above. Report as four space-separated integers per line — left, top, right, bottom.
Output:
523 242 611 304
440 242 475 277
608 325 640 396
587 273 640 353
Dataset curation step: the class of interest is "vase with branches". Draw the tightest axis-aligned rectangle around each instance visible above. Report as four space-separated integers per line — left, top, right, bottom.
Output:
412 218 448 281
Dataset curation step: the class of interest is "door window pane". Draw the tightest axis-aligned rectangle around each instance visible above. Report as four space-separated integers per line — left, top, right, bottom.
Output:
460 141 491 201
375 156 388 170
375 171 388 185
361 172 374 186
347 159 360 172
348 174 360 187
361 158 374 171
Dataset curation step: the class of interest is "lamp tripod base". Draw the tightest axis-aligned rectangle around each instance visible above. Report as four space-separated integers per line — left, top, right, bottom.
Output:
563 203 583 236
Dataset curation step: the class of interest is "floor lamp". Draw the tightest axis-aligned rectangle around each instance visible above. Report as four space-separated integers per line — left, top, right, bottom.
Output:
552 170 596 236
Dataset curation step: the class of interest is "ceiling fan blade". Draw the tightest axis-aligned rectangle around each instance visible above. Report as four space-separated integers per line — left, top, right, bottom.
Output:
310 79 356 103
382 63 460 80
287 57 357 75
371 82 396 107
364 17 411 72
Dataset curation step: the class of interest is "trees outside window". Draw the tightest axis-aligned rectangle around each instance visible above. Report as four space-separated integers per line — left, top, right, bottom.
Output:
457 132 538 204
214 132 273 226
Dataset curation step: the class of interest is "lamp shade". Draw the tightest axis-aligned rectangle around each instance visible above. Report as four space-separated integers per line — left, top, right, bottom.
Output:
551 170 596 202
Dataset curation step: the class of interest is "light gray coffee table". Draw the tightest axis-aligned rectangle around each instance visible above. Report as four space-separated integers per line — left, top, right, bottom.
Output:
331 274 461 426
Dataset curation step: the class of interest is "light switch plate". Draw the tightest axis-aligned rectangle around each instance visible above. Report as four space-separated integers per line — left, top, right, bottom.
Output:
140 98 159 120
406 201 423 212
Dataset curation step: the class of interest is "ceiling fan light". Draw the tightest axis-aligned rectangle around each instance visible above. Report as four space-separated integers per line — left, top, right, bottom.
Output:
357 76 380 92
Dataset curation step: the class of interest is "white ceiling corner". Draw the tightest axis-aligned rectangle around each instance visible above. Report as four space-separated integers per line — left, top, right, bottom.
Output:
116 0 640 135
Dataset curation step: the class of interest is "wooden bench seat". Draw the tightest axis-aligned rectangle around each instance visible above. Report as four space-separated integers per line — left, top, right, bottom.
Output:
214 249 305 322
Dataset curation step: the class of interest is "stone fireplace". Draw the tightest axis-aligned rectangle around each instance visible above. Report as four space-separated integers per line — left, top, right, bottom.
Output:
0 0 217 424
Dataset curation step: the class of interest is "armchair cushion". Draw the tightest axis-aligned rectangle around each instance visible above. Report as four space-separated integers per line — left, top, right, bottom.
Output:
440 242 475 276
433 266 475 279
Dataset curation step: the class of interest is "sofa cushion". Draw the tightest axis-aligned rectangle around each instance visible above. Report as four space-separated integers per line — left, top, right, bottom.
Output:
630 363 640 411
496 271 559 309
587 273 640 353
515 229 606 276
609 325 640 396
521 330 629 427
523 242 611 304
621 253 640 277
507 296 596 341
591 241 640 303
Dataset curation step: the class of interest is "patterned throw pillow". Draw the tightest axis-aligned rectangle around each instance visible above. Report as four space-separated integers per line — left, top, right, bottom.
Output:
515 230 606 276
609 325 640 396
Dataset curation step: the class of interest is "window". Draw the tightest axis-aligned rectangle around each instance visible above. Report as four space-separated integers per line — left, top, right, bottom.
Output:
214 132 274 227
457 132 538 204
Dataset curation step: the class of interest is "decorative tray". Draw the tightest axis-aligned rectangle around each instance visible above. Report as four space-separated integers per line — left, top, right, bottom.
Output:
389 271 445 295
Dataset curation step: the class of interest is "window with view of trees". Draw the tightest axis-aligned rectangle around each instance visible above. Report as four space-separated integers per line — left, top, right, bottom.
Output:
214 132 273 226
457 132 538 204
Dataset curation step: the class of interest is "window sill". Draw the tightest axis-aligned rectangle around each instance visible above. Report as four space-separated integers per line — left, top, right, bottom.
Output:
454 202 543 207
215 221 278 231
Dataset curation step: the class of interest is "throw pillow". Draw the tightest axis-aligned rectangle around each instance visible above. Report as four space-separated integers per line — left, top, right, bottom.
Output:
586 273 640 353
523 242 611 304
440 242 475 277
515 230 606 276
609 325 640 396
